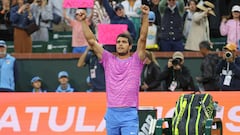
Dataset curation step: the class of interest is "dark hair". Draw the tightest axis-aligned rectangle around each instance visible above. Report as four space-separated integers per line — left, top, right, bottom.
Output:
199 40 211 50
188 0 197 5
78 8 86 10
116 33 133 45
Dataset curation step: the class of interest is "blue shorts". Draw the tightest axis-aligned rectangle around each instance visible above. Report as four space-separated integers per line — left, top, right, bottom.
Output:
72 46 87 53
104 107 139 135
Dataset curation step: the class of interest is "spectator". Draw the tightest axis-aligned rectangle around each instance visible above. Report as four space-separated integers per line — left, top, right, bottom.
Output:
30 0 53 41
55 71 74 92
121 0 142 40
0 0 13 41
216 43 240 90
0 40 17 92
140 50 161 91
77 46 106 92
183 0 197 39
220 5 240 47
185 1 215 51
48 0 72 32
149 0 161 45
10 0 17 7
91 0 110 38
80 5 149 135
146 11 159 50
31 76 47 92
63 8 88 53
158 0 185 51
10 0 35 53
158 51 195 91
149 0 161 27
196 41 219 91
103 0 136 41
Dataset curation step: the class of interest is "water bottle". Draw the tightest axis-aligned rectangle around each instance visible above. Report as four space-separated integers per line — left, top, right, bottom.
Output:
63 48 67 54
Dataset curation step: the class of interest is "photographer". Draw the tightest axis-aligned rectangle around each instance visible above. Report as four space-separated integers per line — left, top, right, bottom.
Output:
216 43 240 90
158 51 195 91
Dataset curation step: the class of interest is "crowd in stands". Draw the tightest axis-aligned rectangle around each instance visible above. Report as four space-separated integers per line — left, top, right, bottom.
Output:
0 0 239 50
0 0 240 92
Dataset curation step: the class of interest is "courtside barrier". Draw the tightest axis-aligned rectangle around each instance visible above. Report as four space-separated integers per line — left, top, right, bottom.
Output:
0 92 239 135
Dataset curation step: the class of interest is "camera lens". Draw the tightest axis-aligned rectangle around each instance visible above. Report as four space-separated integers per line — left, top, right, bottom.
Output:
225 51 232 58
172 59 180 66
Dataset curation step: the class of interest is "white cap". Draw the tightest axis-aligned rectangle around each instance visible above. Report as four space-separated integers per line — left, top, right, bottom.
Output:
232 5 240 12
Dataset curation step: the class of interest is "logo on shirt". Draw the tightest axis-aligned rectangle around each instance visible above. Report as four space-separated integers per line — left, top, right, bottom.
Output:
6 60 11 64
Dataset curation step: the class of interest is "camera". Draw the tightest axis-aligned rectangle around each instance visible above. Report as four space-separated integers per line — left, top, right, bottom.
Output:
225 51 233 58
172 58 181 66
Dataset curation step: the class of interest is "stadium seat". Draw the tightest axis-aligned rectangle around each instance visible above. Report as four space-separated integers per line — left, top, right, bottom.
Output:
211 37 227 51
32 41 48 52
49 31 72 40
6 41 48 53
46 40 72 53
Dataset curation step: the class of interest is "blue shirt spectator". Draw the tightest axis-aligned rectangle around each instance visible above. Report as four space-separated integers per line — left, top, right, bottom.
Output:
103 0 136 40
31 76 47 92
0 40 17 92
55 71 74 92
10 1 35 53
77 46 106 92
10 3 35 29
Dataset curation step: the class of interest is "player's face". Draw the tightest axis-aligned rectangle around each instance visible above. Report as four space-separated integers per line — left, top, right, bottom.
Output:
116 37 132 56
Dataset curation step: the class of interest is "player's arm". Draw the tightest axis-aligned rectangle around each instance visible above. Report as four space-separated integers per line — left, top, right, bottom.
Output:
80 11 104 60
137 5 149 60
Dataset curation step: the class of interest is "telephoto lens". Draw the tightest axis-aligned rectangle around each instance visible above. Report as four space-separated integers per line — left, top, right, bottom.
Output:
225 51 232 58
172 59 180 66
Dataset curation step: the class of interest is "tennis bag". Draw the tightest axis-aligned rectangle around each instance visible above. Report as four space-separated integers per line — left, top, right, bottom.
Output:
172 93 215 135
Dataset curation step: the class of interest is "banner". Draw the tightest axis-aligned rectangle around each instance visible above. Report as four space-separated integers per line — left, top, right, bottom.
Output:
63 0 94 8
98 24 128 45
0 92 239 135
